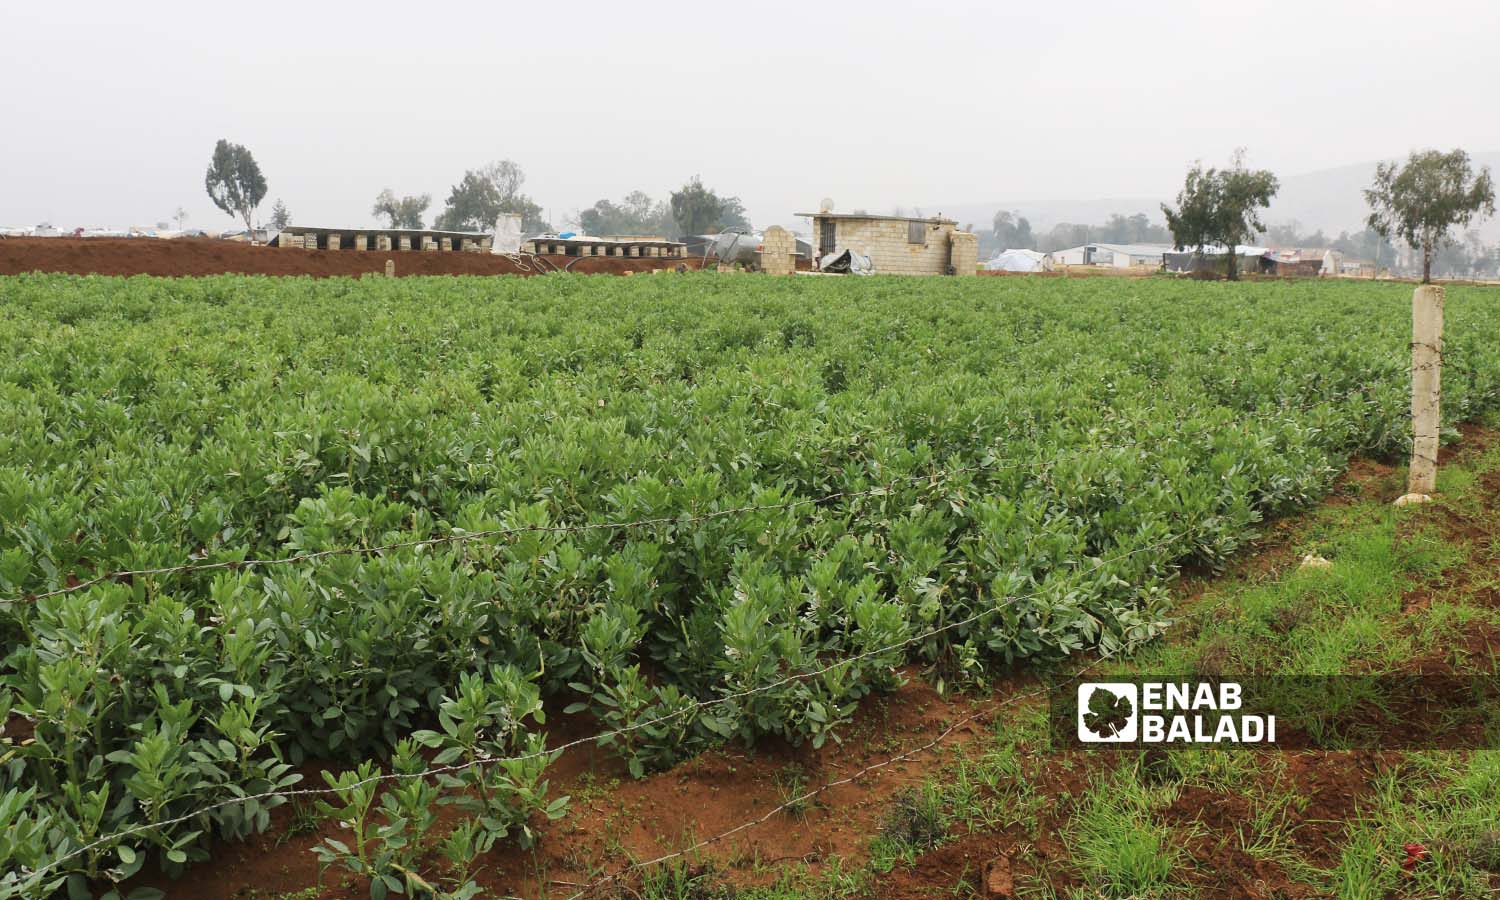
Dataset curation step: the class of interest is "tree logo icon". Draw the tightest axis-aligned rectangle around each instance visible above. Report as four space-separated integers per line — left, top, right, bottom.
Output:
1077 683 1138 742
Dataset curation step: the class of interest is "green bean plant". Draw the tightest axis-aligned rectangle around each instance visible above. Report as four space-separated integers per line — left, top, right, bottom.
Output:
3 272 1500 893
411 666 568 847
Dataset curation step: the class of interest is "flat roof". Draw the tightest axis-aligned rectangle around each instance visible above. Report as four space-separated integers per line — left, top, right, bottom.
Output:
1095 243 1175 256
1165 244 1269 256
1050 243 1174 256
533 235 686 247
796 212 956 225
278 225 489 238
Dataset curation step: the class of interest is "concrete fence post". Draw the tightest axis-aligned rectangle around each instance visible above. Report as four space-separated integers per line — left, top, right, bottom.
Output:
1401 284 1444 504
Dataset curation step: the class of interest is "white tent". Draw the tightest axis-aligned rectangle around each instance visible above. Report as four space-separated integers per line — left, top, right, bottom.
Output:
984 248 1047 272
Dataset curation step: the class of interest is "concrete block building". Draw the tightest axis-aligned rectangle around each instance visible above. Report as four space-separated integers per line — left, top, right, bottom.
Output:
271 226 492 252
798 211 977 276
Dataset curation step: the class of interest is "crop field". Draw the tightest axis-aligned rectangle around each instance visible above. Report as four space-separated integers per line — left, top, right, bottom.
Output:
3 273 1500 899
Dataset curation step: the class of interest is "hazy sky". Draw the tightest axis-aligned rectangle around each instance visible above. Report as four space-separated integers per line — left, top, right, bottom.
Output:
3 0 1497 232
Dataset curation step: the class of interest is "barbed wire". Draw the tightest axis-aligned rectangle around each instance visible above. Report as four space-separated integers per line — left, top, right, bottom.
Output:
4 348 1491 895
559 628 1145 899
6 530 1192 893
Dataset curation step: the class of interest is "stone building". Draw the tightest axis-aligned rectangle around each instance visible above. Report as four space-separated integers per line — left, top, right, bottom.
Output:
798 211 977 276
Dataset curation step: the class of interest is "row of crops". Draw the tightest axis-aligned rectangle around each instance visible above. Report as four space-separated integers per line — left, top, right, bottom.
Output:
2 273 1499 898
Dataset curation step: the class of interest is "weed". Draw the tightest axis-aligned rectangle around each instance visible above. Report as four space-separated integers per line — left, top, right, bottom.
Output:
1065 768 1183 898
773 765 812 821
878 784 949 857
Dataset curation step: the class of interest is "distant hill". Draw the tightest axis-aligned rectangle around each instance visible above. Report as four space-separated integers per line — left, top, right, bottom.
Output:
939 151 1500 241
1266 152 1500 239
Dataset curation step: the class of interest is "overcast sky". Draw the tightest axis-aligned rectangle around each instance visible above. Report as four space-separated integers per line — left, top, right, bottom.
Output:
3 0 1497 232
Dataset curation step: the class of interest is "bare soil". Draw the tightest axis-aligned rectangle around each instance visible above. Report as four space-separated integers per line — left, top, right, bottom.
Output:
0 237 706 278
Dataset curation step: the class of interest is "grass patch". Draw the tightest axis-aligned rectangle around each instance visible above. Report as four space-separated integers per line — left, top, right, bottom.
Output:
1064 765 1185 898
1316 752 1500 899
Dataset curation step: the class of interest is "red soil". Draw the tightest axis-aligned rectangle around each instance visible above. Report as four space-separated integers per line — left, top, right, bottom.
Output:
0 237 706 278
143 673 998 899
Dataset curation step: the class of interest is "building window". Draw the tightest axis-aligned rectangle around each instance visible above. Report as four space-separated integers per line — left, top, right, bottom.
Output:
907 221 926 244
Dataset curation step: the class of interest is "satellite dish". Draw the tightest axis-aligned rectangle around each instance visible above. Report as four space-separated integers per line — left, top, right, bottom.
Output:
819 197 835 213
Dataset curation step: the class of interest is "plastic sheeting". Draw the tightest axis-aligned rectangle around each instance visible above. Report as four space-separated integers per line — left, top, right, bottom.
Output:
984 249 1047 272
818 249 874 275
710 231 760 266
491 214 524 254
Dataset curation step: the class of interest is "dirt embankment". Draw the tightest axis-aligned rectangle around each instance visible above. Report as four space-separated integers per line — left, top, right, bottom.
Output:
0 237 707 278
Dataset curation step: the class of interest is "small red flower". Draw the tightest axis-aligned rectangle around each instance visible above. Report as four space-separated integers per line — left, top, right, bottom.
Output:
1401 842 1428 871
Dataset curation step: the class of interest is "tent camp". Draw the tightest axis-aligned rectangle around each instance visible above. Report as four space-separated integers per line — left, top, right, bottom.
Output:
984 249 1048 272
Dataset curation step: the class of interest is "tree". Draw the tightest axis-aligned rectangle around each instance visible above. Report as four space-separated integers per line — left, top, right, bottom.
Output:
991 210 1036 250
1427 229 1500 280
432 171 499 231
269 199 292 230
1100 213 1129 243
1038 223 1090 253
1323 227 1393 275
372 189 431 229
1162 150 1279 280
433 160 550 233
718 195 751 232
1265 221 1331 249
204 139 268 238
669 176 751 236
173 207 188 230
1027 213 1171 254
580 191 676 238
1123 213 1162 243
1364 148 1496 283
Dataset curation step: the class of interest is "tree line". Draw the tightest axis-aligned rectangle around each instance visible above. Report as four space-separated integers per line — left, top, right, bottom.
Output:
369 172 751 238
977 149 1495 282
203 140 753 242
205 138 1493 282
979 211 1175 257
1159 147 1495 281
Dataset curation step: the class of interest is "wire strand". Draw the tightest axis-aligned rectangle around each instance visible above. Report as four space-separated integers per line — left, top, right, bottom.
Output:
9 530 1190 890
2 353 1471 892
561 631 1142 899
